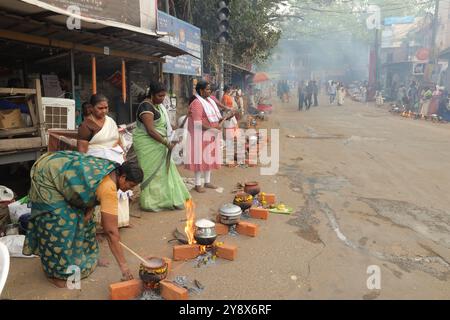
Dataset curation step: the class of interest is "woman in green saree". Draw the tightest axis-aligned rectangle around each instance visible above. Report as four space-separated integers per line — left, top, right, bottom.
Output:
22 151 143 288
133 82 191 212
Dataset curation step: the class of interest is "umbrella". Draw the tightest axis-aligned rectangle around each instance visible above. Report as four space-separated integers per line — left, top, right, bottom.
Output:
253 72 270 83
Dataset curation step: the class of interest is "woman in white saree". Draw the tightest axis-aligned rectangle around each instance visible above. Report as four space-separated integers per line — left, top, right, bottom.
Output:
78 94 130 228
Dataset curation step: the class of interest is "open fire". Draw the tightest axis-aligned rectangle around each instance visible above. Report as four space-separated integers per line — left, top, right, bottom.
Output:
184 199 197 245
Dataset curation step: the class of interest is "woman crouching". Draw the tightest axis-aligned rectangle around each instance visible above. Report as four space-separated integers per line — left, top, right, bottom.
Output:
22 151 143 288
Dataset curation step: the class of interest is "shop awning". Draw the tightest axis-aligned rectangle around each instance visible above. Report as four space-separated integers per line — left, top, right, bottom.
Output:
225 62 255 75
0 0 190 62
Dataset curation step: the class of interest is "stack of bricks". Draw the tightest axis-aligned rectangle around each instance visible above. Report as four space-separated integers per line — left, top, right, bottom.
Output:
172 243 237 262
216 215 259 238
110 256 175 300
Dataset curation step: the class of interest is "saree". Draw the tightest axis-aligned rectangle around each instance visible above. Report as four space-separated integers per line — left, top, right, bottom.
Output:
87 115 124 165
23 151 117 280
133 104 191 212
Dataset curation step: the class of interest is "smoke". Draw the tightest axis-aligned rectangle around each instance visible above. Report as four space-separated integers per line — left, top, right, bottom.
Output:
263 34 369 83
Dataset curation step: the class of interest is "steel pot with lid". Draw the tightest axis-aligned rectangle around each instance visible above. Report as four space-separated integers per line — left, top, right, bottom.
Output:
194 219 217 246
219 203 242 225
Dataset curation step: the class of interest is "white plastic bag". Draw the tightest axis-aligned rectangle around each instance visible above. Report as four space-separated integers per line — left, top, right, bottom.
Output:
0 186 14 202
8 201 31 223
0 235 36 258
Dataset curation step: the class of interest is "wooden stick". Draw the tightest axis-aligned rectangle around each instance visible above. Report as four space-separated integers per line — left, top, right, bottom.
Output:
119 241 148 265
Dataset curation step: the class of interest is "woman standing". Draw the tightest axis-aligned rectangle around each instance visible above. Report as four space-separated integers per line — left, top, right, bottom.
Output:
23 151 143 288
337 84 346 106
77 94 125 164
78 94 130 227
185 80 223 193
133 82 191 212
298 82 305 111
222 85 239 164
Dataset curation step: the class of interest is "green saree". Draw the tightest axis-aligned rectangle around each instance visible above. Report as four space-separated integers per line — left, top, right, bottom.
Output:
23 151 117 280
133 103 191 212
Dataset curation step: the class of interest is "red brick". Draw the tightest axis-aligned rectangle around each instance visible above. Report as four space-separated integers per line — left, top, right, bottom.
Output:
249 207 269 220
215 243 238 261
173 244 200 261
110 279 143 300
264 193 276 205
215 223 229 236
162 257 172 274
236 221 259 237
160 280 189 300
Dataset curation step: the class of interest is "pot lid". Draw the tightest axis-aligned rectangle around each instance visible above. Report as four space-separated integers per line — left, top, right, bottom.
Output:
220 203 242 216
195 219 216 228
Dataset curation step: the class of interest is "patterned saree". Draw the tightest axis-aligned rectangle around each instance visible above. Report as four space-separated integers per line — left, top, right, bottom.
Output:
22 151 117 280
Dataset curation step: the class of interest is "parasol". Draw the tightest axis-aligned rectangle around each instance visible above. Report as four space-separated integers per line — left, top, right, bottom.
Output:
253 72 270 83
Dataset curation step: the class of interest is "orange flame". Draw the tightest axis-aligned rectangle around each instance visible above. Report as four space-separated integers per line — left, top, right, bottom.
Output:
184 199 196 245
199 245 207 255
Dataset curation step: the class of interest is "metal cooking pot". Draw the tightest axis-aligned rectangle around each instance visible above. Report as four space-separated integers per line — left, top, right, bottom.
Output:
219 203 242 226
194 219 217 246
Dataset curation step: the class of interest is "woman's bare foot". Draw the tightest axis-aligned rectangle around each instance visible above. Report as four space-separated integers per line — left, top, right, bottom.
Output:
195 186 206 193
47 277 67 289
121 223 134 229
98 258 110 268
204 183 218 189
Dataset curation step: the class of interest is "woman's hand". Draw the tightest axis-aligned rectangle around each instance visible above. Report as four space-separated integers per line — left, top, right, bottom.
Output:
120 264 134 281
84 207 94 223
168 141 177 151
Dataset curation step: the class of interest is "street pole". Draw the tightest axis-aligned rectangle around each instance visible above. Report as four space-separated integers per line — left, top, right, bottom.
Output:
219 44 224 100
431 0 440 83
165 0 170 14
375 27 380 90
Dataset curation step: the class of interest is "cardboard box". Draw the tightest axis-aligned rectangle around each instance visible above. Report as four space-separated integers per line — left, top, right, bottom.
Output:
0 109 24 129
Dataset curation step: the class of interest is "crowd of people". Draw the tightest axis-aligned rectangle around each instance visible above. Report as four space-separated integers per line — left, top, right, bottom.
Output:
392 81 450 120
22 79 247 287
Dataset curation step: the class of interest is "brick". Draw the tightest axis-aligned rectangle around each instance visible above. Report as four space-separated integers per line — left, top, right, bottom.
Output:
249 207 269 220
236 221 259 237
110 279 143 300
264 193 276 205
215 243 238 261
215 223 229 236
162 257 172 274
173 244 200 261
160 280 189 300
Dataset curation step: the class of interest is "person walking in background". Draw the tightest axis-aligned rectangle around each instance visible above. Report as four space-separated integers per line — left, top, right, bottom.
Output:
312 80 319 106
298 81 305 111
337 83 346 106
328 81 337 105
305 81 313 110
407 81 419 112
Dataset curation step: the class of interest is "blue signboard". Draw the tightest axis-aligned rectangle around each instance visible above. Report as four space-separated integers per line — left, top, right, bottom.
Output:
157 11 202 77
384 16 415 26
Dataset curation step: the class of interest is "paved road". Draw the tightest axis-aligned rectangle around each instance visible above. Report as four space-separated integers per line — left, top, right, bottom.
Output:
4 97 450 299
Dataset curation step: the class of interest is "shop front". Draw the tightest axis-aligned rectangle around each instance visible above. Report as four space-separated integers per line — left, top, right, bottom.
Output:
0 0 190 166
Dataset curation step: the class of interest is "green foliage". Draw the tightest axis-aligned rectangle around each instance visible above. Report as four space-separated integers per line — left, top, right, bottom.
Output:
282 0 435 43
173 0 282 65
